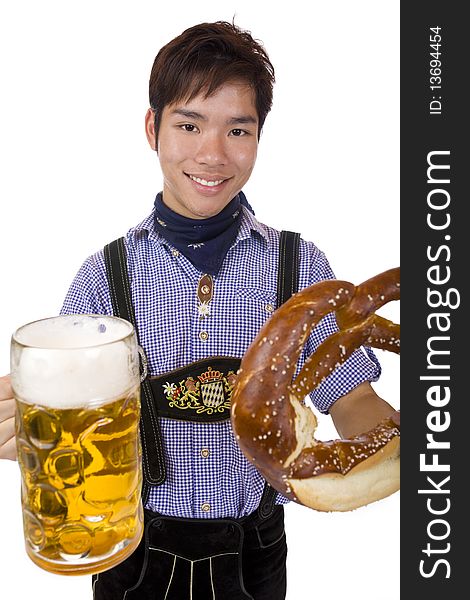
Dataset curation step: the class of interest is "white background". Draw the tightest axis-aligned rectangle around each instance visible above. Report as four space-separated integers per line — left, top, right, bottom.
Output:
0 1 400 598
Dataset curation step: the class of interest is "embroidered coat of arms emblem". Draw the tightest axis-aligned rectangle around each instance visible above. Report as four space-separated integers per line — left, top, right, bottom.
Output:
162 367 237 415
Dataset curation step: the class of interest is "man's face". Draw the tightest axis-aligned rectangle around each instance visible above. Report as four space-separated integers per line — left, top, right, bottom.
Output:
145 81 259 219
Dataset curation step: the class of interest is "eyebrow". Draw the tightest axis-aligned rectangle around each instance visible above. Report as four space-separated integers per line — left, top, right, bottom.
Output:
171 108 258 126
227 115 258 126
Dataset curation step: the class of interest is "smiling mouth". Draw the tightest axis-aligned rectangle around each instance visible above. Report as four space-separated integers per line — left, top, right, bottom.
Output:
186 174 229 187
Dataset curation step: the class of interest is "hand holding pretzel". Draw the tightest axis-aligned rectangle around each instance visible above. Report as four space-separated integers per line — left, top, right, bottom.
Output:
231 267 400 512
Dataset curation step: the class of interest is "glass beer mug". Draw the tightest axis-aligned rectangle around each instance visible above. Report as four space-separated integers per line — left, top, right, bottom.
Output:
10 314 144 575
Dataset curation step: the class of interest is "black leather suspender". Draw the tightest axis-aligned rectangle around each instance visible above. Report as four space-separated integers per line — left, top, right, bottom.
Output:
104 238 166 502
103 230 301 509
277 230 300 305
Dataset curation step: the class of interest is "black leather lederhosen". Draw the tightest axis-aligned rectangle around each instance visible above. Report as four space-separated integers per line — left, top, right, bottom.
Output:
92 231 300 600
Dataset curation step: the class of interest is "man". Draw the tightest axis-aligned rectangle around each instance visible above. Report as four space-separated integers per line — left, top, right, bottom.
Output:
0 21 396 599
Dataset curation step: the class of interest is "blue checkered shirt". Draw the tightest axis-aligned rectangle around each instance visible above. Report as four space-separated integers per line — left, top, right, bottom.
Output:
61 203 381 518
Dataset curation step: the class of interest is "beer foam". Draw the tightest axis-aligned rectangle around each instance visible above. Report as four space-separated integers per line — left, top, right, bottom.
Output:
11 315 140 408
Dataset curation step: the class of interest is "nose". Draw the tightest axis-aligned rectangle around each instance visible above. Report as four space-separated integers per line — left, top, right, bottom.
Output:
194 132 228 166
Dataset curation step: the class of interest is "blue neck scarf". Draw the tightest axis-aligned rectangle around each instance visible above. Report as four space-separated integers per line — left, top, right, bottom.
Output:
154 191 254 275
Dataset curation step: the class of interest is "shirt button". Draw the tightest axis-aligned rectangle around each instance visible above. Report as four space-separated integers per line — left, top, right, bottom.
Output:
265 303 275 313
171 249 179 257
199 331 209 342
200 448 210 459
201 503 211 512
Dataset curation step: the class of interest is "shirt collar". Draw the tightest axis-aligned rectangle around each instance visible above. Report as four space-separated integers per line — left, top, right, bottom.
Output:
235 205 270 246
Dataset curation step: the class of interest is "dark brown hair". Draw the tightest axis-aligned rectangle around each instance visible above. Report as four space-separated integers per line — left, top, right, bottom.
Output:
149 21 275 140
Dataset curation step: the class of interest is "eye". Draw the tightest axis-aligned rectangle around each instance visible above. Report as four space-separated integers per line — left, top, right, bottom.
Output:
230 128 247 137
180 123 198 132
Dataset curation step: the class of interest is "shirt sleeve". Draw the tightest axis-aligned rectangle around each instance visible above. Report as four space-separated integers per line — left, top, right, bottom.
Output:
60 251 113 316
300 247 381 414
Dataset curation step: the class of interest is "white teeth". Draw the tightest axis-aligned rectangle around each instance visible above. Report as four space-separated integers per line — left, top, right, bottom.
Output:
188 175 225 187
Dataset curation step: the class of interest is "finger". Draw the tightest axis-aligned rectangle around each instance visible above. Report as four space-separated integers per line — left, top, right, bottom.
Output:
0 399 15 421
0 435 17 461
0 416 15 448
0 374 13 400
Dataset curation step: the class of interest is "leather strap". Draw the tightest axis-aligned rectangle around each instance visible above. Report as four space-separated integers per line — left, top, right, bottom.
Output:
277 230 301 305
104 238 166 501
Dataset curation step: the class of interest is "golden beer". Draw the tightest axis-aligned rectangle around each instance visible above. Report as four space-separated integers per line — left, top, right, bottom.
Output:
11 315 144 575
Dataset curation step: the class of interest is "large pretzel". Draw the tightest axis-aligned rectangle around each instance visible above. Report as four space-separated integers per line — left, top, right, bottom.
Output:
231 267 400 512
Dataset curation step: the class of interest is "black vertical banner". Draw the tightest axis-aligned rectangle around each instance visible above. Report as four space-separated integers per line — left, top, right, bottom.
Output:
401 2 467 597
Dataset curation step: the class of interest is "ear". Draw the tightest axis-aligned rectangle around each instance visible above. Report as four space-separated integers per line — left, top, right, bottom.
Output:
145 108 157 151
